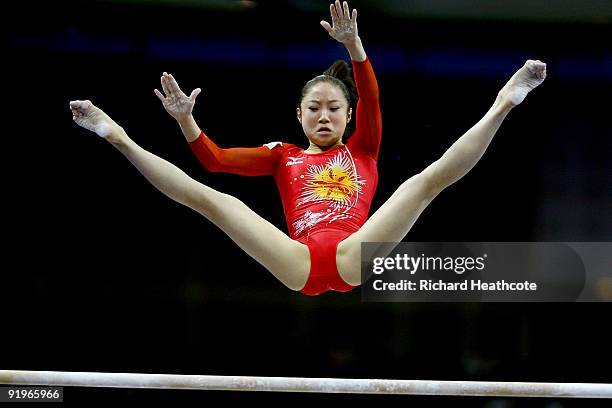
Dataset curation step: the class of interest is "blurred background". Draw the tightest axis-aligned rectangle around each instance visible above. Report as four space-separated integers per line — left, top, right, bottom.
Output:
4 0 611 405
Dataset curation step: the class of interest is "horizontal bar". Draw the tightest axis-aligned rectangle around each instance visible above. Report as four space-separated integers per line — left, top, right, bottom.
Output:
1 371 611 398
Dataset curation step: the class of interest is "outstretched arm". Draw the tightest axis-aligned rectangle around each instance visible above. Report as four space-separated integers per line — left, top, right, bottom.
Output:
320 0 366 62
155 72 202 143
422 60 547 196
155 73 282 176
321 1 381 158
189 135 283 176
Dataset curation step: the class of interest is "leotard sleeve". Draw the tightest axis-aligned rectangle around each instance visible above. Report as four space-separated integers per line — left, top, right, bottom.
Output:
347 58 382 160
189 130 283 176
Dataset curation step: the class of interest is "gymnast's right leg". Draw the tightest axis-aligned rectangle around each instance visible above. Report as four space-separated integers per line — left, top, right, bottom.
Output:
69 100 310 291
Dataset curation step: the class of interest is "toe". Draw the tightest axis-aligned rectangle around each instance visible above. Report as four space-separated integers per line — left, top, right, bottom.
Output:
525 61 537 73
70 100 88 110
534 61 546 69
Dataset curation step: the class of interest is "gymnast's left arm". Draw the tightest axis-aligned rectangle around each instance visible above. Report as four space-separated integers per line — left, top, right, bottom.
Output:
321 1 381 159
320 0 366 62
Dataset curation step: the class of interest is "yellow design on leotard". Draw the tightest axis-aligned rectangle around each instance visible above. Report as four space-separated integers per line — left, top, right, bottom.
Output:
298 151 364 210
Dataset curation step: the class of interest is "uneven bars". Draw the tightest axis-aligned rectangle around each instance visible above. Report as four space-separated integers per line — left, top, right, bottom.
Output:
1 371 611 398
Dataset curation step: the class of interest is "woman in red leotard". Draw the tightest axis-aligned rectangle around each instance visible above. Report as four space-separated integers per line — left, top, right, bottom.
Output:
69 1 546 295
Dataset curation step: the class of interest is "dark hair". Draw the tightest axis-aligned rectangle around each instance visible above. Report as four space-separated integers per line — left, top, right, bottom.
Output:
299 60 358 139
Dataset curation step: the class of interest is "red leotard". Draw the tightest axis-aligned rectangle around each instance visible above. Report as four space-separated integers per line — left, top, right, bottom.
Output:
189 58 381 295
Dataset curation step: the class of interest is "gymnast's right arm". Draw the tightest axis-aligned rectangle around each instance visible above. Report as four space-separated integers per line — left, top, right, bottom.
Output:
155 72 281 176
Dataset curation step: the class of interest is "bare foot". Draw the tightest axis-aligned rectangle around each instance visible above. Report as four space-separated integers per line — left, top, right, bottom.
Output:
499 60 547 106
69 100 124 143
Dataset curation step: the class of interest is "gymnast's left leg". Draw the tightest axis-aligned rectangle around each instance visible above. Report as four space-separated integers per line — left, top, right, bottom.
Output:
336 60 547 285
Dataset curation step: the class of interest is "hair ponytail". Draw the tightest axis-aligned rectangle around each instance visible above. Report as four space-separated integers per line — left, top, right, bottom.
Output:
323 60 358 107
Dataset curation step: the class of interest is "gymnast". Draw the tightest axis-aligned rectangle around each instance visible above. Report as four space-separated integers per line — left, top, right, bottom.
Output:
69 1 546 295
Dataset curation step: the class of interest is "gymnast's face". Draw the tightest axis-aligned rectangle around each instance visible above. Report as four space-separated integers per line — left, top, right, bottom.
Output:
297 82 352 149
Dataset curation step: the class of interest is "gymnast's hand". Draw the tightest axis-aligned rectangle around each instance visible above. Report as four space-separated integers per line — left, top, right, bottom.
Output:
320 1 359 46
154 72 202 121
